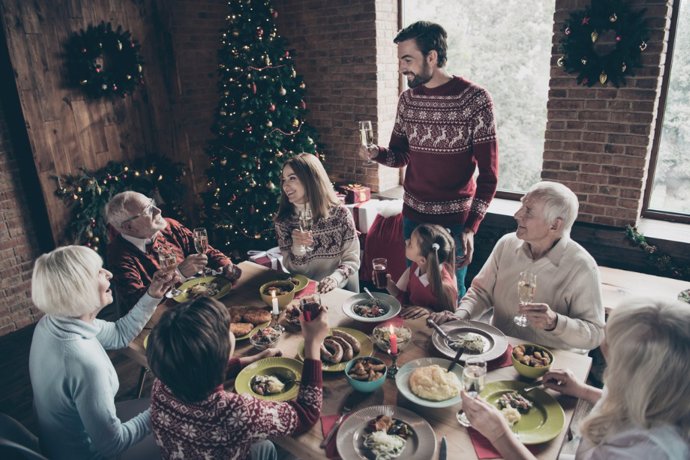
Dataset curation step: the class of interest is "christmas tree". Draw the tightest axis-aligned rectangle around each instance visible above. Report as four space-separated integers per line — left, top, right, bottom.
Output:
203 0 322 256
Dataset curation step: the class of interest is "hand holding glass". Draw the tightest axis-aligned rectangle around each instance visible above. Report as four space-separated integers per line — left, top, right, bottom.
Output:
358 120 375 165
158 250 182 298
372 258 388 289
298 207 314 252
514 271 536 327
193 227 211 275
456 358 487 427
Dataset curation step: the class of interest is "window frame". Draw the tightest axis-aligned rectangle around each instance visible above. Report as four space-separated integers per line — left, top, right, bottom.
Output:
642 0 690 224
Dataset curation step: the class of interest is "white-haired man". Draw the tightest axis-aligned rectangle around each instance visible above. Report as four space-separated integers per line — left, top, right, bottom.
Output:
431 181 605 352
105 191 240 314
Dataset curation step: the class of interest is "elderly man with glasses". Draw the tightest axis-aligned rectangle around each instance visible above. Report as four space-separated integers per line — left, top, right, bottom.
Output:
105 191 241 314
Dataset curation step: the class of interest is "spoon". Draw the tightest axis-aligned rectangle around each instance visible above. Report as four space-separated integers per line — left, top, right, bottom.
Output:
363 287 377 301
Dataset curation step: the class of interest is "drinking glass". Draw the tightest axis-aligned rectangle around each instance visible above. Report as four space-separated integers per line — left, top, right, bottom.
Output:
193 227 211 275
514 271 537 327
298 206 314 252
158 249 182 298
372 257 388 289
456 357 487 427
358 120 375 165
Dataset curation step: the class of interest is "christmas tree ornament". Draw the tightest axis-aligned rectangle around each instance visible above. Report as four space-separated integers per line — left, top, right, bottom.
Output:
609 13 618 22
266 120 273 127
300 100 307 109
252 82 257 94
621 62 627 72
220 158 228 166
639 41 647 51
279 86 286 96
557 56 565 67
581 57 587 65
599 72 608 85
292 119 300 127
299 82 306 89
590 31 598 43
256 27 264 38
268 103 276 112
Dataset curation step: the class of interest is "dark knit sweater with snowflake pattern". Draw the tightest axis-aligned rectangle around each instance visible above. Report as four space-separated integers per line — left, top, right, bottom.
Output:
378 76 498 233
151 358 322 460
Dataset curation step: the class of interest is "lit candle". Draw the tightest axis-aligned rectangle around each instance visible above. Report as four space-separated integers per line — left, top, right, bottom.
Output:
389 325 398 355
271 291 279 315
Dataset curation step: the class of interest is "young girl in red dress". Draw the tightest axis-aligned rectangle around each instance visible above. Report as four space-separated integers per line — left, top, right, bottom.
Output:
386 223 458 318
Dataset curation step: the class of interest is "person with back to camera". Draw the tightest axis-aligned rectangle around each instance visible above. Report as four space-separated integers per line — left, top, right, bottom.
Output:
359 21 498 297
146 296 330 460
461 297 690 460
274 153 360 293
386 223 458 319
29 245 178 459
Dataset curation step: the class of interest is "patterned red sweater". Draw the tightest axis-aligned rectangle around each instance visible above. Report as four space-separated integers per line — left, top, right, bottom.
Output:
107 218 230 313
151 359 323 460
378 76 498 233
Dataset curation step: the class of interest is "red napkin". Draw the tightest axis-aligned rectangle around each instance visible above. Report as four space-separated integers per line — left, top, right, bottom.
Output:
320 414 350 459
488 344 513 372
468 427 538 459
295 280 318 299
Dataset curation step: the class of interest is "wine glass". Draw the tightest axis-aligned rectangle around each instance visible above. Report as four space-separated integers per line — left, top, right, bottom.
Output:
193 227 211 275
514 271 537 327
158 249 182 298
358 120 375 165
456 357 487 427
298 206 314 252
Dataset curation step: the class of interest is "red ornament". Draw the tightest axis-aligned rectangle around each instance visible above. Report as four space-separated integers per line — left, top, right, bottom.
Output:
256 27 264 38
284 50 290 58
252 82 257 94
268 103 276 112
581 16 590 25
95 66 102 73
615 35 622 42
300 100 307 109
245 125 253 133
272 9 278 19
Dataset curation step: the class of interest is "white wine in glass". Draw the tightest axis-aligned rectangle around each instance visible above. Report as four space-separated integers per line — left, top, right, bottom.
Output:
457 358 487 427
193 227 211 275
299 206 314 252
158 250 182 298
514 271 536 327
358 120 375 165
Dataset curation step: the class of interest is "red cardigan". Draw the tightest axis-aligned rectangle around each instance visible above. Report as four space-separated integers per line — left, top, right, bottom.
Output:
107 218 230 313
378 76 498 233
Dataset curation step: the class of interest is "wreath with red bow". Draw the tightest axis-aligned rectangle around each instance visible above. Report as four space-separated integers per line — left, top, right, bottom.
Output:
558 0 649 87
66 22 144 98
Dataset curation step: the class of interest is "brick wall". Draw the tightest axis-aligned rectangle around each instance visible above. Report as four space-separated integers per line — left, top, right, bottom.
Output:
0 94 43 336
272 0 400 191
544 0 671 227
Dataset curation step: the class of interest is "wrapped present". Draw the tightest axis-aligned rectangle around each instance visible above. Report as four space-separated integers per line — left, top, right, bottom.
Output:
345 199 382 234
247 247 287 272
337 183 371 204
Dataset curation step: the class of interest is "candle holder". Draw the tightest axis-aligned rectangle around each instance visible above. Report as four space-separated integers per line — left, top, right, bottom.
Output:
269 312 284 333
387 349 400 378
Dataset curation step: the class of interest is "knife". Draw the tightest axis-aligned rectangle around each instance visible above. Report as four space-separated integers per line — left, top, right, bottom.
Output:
440 435 448 460
446 344 465 373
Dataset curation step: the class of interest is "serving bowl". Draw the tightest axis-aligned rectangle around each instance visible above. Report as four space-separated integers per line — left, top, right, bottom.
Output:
511 343 553 379
344 357 387 392
259 280 296 309
249 325 283 350
371 325 412 352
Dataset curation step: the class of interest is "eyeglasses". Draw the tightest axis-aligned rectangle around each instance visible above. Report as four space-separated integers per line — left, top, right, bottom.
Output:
121 198 157 225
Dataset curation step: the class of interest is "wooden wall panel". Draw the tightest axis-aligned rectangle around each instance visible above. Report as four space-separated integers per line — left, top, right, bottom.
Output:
0 0 178 244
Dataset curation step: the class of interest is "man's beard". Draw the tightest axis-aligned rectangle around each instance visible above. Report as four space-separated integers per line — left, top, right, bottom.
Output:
405 62 433 88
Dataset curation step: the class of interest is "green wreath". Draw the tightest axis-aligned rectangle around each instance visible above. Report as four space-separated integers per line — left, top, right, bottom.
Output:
558 0 649 87
66 22 144 98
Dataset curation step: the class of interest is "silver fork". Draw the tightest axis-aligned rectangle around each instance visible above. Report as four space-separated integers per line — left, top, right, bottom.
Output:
320 394 354 448
523 381 543 393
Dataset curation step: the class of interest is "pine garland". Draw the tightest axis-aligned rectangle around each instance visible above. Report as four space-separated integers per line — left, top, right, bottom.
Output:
625 225 690 281
558 0 649 87
52 157 187 261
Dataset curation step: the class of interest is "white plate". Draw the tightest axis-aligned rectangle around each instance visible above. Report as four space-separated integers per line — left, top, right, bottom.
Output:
431 320 509 362
342 292 402 323
395 357 464 408
336 405 436 460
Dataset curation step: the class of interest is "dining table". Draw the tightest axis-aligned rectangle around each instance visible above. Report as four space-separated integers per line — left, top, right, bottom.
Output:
124 261 592 460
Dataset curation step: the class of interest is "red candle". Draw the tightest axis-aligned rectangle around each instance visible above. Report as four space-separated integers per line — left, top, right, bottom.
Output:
389 325 398 355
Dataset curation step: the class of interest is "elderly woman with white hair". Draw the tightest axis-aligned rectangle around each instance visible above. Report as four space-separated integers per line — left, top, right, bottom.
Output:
431 181 605 352
29 245 178 459
460 297 690 459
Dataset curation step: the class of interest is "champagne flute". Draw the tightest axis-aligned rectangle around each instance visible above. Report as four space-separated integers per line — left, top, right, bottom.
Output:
158 249 182 298
456 357 487 427
298 206 314 252
358 120 375 165
514 271 537 327
193 227 211 275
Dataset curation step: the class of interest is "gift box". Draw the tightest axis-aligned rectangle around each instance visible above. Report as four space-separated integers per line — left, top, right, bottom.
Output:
345 199 382 234
337 183 371 204
247 247 286 272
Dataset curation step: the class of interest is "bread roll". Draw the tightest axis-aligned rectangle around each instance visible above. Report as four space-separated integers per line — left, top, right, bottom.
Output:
408 364 461 401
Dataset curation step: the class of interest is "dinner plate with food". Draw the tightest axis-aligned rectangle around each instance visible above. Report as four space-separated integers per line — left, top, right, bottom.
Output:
227 306 272 340
172 276 233 303
342 292 402 323
234 357 303 402
395 357 465 408
336 405 436 460
481 380 565 444
296 327 373 372
431 320 509 362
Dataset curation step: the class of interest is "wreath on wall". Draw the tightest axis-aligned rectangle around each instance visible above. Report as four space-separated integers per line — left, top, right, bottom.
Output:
557 0 649 87
66 22 144 98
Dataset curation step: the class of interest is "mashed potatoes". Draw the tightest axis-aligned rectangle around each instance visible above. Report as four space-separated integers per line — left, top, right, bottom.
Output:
409 364 461 401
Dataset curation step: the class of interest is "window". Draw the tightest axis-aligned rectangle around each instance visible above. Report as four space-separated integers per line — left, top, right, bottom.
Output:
402 0 555 195
645 0 690 222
